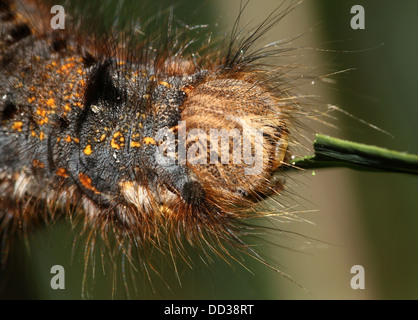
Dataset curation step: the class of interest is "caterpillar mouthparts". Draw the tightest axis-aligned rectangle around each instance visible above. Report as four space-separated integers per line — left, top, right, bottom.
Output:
0 0 308 294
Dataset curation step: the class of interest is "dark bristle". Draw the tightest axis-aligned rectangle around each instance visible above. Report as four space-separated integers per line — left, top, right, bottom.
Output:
51 32 67 52
9 23 31 42
81 49 97 68
1 101 17 121
58 116 69 130
84 61 120 107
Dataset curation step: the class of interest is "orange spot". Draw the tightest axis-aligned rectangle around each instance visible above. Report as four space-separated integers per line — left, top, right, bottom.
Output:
143 137 156 145
39 117 49 125
32 159 45 168
64 135 71 143
111 131 125 149
27 97 36 103
56 168 68 178
46 98 56 108
99 134 106 142
130 141 141 148
11 122 23 132
111 140 120 149
39 131 45 141
83 144 92 155
182 85 194 95
78 172 100 194
158 81 172 88
36 108 47 117
60 62 75 72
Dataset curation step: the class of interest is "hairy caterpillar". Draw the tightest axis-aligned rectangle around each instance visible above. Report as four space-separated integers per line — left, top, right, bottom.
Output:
0 0 363 299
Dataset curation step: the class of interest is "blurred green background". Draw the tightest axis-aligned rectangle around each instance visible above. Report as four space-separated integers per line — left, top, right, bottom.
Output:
1 0 418 299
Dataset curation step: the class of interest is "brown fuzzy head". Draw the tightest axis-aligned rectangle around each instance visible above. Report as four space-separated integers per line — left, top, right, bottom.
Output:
81 61 292 245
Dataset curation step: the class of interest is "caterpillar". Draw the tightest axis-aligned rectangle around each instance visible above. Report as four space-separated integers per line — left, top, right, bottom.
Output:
0 0 322 298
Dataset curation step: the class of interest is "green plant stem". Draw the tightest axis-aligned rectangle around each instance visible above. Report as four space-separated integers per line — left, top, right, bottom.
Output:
286 134 418 175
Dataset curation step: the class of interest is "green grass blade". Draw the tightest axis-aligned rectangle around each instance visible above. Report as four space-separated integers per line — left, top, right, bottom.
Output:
287 134 418 175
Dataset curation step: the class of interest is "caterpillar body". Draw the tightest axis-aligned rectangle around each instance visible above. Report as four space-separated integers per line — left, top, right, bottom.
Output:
0 0 311 296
